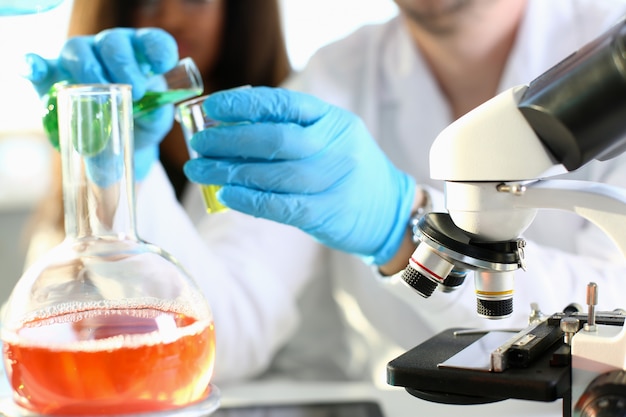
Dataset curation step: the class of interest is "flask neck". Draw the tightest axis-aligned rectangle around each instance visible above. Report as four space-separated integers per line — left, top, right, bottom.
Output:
57 84 138 241
61 153 137 240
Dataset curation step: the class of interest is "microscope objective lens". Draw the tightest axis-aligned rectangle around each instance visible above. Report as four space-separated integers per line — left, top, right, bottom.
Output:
401 267 438 298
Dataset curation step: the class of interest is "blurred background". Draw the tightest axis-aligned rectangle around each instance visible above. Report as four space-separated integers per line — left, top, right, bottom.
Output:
0 1 398 300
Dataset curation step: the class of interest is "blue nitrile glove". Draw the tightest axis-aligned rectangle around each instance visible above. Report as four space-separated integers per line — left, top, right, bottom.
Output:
24 27 178 181
183 87 417 265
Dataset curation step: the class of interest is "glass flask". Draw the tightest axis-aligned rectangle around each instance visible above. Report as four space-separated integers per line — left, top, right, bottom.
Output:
0 84 219 417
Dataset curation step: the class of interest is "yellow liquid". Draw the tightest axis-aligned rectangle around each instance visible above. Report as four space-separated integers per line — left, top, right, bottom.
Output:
200 185 228 213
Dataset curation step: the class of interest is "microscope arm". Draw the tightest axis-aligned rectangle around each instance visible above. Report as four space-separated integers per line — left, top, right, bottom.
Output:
446 180 626 258
516 180 626 258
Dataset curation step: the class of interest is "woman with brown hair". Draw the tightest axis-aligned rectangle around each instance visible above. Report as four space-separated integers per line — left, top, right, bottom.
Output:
26 0 292 264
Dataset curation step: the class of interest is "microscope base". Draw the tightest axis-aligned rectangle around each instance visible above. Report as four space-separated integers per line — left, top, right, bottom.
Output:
387 328 572 413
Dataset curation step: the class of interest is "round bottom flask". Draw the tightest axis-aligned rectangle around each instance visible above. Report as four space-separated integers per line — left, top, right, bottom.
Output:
0 85 218 416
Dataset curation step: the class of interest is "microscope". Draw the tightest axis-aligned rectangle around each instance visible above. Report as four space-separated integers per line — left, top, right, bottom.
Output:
387 17 626 417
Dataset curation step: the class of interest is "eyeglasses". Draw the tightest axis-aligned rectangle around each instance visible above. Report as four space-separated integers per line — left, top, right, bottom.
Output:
133 0 217 16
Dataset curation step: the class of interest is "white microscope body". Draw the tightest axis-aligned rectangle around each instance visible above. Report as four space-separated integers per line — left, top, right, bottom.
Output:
393 18 626 417
429 82 626 416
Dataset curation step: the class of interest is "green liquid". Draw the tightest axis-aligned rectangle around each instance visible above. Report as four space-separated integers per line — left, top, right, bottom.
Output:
42 82 112 155
42 82 65 151
43 84 202 152
133 88 202 117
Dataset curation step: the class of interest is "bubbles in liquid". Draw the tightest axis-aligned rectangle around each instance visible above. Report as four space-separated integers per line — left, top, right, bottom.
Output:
4 298 210 350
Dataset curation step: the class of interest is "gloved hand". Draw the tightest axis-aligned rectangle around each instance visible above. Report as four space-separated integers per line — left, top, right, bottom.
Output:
183 87 417 265
24 27 178 181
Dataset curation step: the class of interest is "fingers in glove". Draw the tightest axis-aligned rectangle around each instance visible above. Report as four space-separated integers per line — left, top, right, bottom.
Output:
203 86 332 125
23 53 51 83
188 121 333 160
59 36 108 83
92 28 178 100
133 28 179 74
23 53 66 97
217 185 348 247
183 153 354 194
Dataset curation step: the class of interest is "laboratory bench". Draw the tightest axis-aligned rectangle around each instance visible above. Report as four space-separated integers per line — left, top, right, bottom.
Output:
0 374 564 417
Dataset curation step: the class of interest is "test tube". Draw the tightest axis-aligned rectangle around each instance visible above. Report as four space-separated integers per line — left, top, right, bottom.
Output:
43 57 204 150
133 57 203 117
175 94 228 214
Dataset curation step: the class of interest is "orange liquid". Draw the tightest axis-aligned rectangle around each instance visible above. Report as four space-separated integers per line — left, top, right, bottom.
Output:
2 308 215 416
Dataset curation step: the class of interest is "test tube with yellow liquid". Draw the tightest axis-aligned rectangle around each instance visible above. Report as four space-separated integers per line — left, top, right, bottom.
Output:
175 95 228 214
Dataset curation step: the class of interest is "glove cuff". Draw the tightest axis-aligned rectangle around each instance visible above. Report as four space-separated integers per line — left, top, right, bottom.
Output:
367 176 418 265
409 189 433 244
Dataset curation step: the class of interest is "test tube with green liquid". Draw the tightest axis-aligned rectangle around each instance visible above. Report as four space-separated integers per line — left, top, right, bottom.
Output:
175 95 228 214
42 57 204 151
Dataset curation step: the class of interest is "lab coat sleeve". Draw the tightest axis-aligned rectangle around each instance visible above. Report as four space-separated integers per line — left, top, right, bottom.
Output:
135 164 322 384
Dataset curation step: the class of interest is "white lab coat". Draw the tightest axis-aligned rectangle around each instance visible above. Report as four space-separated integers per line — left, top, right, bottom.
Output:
136 0 626 386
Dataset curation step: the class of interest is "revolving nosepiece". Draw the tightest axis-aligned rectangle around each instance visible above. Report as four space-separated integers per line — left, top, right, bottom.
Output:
402 212 522 319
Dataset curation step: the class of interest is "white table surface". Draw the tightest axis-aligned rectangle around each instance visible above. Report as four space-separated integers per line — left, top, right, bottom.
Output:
0 377 564 417
217 378 564 417
0 357 564 417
